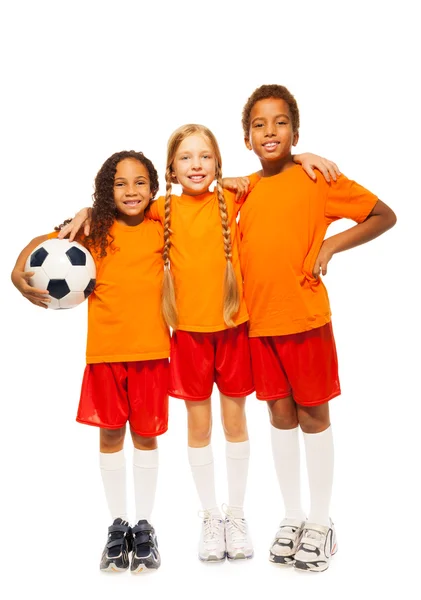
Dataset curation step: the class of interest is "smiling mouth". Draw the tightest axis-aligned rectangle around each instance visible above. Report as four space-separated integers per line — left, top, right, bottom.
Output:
188 175 206 182
124 200 141 206
262 142 279 150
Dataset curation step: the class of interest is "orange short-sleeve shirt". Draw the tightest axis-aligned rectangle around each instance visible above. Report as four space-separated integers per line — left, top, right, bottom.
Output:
239 166 378 336
50 219 170 363
149 190 249 332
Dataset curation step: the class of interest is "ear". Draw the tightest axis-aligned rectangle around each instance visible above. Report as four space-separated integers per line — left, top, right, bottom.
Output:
171 171 179 183
292 131 299 147
244 137 252 151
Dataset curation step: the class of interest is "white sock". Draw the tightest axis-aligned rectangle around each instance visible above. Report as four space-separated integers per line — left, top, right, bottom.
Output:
271 426 306 521
100 449 127 521
188 445 221 517
303 426 334 526
133 448 159 523
226 440 250 518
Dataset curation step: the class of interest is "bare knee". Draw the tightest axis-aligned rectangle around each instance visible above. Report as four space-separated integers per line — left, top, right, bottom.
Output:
100 426 126 452
185 400 212 446
267 396 298 429
130 430 158 451
221 413 247 440
297 403 330 433
220 395 247 441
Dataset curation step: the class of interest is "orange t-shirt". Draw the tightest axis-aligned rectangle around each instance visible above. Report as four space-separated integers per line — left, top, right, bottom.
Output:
50 219 170 363
238 166 379 337
148 190 249 332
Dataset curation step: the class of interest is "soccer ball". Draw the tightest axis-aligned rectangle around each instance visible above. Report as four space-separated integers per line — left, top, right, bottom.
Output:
25 238 96 309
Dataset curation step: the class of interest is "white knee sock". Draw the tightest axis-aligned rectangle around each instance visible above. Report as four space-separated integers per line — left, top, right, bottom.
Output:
133 448 159 523
188 445 221 517
100 449 127 521
226 440 250 518
303 426 334 526
271 426 306 521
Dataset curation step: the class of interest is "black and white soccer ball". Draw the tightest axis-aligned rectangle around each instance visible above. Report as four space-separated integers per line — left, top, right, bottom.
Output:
24 239 96 309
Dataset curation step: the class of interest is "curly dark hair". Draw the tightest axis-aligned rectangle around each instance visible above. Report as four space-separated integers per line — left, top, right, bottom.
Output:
55 151 159 258
242 84 300 139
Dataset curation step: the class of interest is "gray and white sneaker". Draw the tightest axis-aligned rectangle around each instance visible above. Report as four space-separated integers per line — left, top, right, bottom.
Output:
269 518 305 565
198 510 226 562
294 520 337 572
223 506 254 560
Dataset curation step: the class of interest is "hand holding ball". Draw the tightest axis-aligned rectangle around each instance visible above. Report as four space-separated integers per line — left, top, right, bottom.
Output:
25 239 96 309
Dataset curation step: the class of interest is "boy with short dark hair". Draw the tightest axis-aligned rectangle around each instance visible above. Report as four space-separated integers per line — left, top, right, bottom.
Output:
239 84 396 572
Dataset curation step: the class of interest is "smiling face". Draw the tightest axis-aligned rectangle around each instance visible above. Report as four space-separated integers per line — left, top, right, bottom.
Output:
171 133 216 196
245 97 299 176
113 158 153 225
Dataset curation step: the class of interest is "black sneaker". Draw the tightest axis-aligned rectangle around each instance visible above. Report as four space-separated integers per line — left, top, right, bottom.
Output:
130 520 161 573
100 518 132 572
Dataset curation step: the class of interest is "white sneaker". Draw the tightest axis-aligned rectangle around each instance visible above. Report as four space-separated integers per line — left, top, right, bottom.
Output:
198 511 226 562
269 518 305 565
223 506 254 560
294 520 337 572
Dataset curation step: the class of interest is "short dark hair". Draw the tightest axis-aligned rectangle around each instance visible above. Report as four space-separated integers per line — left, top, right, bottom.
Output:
242 84 300 138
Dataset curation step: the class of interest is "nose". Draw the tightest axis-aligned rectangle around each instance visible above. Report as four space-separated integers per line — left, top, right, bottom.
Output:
125 184 138 196
264 125 276 137
191 155 201 170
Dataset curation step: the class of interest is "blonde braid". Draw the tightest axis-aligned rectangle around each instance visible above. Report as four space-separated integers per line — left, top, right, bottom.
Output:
161 167 178 329
215 164 240 327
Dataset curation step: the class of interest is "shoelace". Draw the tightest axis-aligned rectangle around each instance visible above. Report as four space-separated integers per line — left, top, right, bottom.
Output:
222 505 247 543
198 510 223 541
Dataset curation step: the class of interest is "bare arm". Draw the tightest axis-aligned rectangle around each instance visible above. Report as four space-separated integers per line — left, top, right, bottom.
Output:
57 208 91 240
313 200 397 277
11 234 51 308
294 153 341 183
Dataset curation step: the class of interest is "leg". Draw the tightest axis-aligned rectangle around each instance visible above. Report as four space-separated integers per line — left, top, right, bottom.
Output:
267 397 307 566
220 393 254 560
130 430 158 523
294 403 337 573
185 398 219 512
297 402 333 526
99 426 131 573
99 426 127 520
268 396 306 520
126 360 169 574
220 393 249 514
185 398 226 562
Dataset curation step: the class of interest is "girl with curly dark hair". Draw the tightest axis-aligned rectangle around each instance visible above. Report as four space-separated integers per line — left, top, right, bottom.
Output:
11 151 169 574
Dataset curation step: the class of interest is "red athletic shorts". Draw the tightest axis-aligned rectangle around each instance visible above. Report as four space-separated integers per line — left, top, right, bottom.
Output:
169 322 254 401
249 322 340 406
77 359 169 436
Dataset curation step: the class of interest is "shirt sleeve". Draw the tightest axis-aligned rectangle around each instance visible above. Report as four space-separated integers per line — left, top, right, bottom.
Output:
148 197 164 224
325 174 378 224
235 172 262 213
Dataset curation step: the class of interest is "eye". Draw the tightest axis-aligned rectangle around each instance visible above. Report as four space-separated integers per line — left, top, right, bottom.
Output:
253 123 263 128
137 181 146 186
114 182 124 187
277 121 287 125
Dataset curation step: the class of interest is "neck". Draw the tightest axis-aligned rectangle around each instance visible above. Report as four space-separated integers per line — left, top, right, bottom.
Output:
181 186 211 197
260 154 296 178
116 212 145 226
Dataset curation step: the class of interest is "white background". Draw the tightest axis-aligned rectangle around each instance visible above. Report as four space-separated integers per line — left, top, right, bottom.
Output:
1 1 419 598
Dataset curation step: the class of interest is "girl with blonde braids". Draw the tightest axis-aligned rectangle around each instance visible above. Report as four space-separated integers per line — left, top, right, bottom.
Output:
150 124 255 563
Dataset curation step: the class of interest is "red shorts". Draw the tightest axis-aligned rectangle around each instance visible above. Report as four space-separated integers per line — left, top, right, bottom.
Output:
77 359 169 436
249 323 340 406
169 322 254 401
